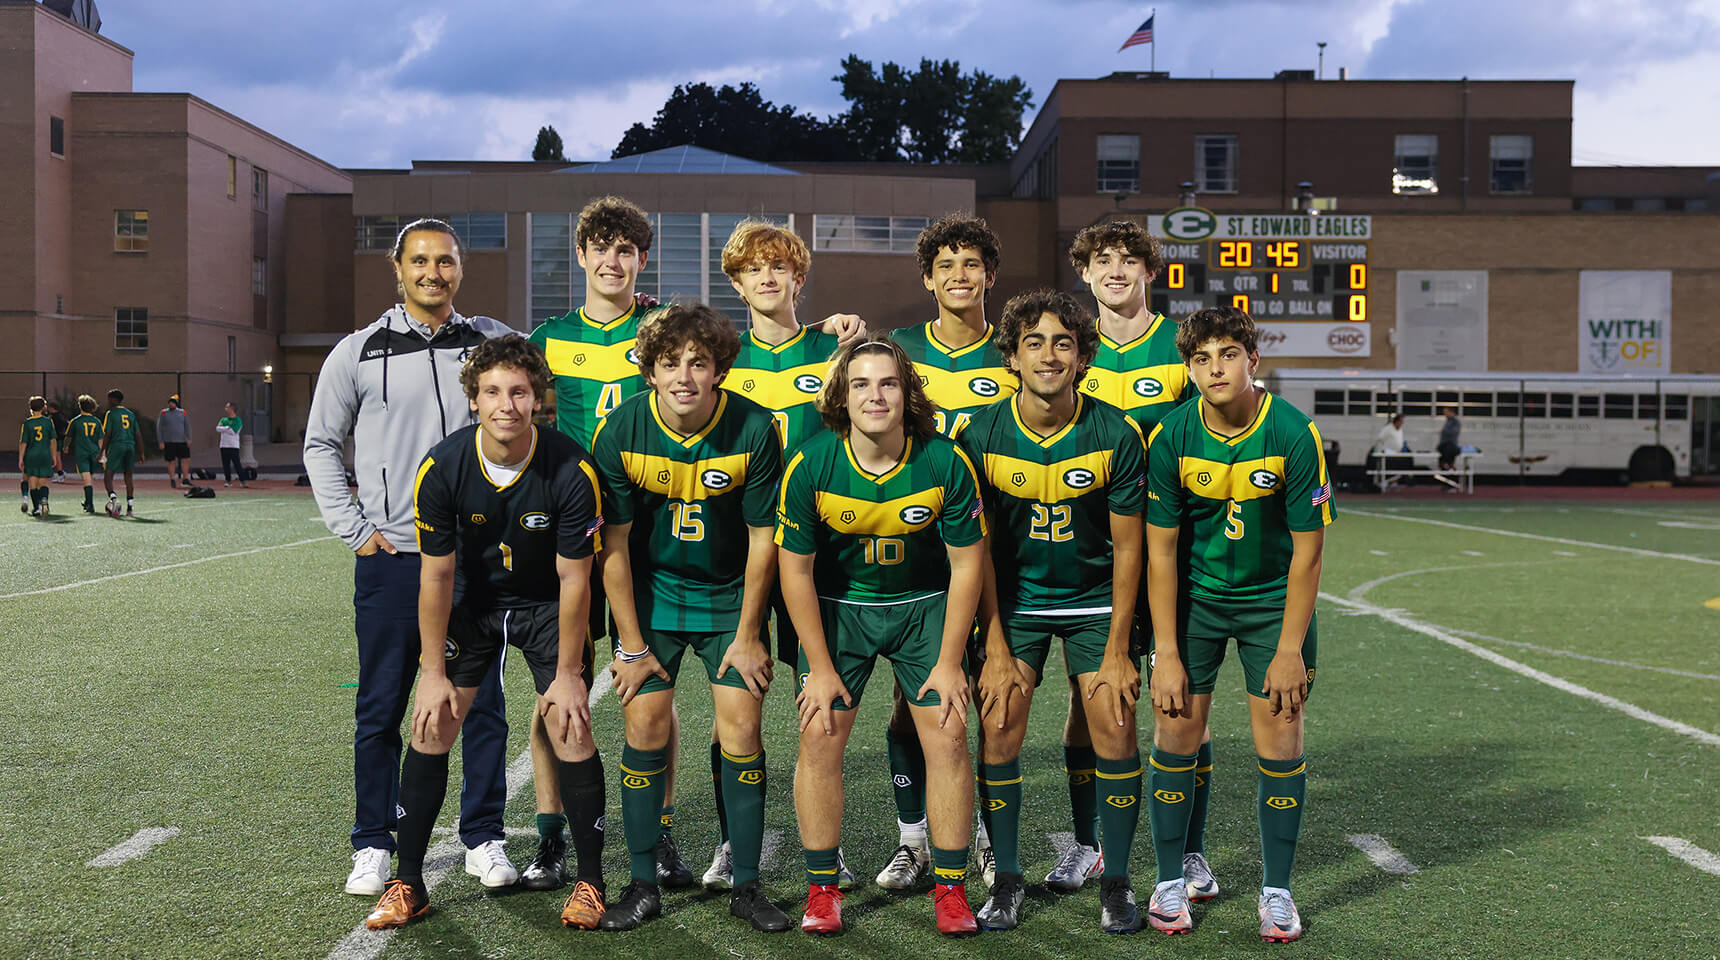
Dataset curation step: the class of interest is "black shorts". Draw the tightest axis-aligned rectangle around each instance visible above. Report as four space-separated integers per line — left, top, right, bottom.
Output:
162 442 190 460
443 601 592 695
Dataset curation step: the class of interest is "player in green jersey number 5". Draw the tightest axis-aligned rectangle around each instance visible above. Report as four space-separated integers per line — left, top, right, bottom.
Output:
1143 307 1333 943
778 336 987 938
593 304 791 933
18 396 60 517
958 290 1149 934
99 388 145 517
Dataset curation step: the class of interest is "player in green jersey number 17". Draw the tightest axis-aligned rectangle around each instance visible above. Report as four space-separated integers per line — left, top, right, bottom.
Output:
1143 306 1333 943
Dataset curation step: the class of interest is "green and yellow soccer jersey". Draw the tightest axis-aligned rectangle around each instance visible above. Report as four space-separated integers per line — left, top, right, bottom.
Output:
956 395 1146 616
1145 392 1334 603
1080 314 1192 433
67 413 102 458
20 415 56 458
776 430 987 604
102 406 140 449
528 303 663 448
728 326 840 453
413 425 603 609
891 321 1017 437
592 389 782 633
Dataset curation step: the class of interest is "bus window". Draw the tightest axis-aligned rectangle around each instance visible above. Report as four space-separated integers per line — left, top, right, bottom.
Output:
1665 395 1688 421
1521 392 1546 417
1374 392 1398 415
1604 394 1634 420
1436 390 1460 410
1463 392 1492 417
1314 389 1344 416
1348 390 1372 416
1637 395 1658 419
1548 393 1573 418
1495 392 1520 418
1402 391 1432 416
1577 395 1600 418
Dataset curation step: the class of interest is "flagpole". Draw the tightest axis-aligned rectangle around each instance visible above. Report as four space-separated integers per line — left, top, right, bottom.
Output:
1151 7 1156 72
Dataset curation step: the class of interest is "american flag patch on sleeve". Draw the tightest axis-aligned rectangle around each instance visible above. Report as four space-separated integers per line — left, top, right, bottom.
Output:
1310 483 1331 507
585 515 606 537
969 497 984 518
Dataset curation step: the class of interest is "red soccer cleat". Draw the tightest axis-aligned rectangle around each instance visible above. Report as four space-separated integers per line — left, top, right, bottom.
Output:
931 883 978 938
801 883 843 936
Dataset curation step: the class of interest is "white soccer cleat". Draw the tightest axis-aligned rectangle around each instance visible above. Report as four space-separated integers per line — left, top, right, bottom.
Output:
835 846 858 889
1258 888 1303 943
345 847 391 896
1147 878 1194 935
1044 841 1103 892
1183 852 1220 901
464 839 519 888
874 838 929 889
703 840 733 891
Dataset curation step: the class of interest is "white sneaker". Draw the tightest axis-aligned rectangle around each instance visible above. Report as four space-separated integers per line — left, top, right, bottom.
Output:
1044 841 1103 892
464 839 519 888
976 815 995 886
345 847 390 896
835 846 858 889
1258 888 1303 942
874 837 929 889
703 840 733 891
1183 852 1220 901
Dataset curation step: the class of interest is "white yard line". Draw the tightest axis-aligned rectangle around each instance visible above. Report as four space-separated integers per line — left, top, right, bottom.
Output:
1344 560 1570 605
1343 507 1720 566
1344 834 1419 875
87 827 181 867
1438 626 1720 682
0 536 335 599
1321 592 1720 749
1641 837 1720 877
326 669 614 960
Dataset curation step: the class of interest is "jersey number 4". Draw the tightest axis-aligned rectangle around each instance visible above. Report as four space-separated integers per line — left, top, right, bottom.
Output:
596 383 624 418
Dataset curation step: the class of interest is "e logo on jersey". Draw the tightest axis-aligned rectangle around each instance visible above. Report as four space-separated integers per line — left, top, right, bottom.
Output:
795 374 823 393
470 513 487 525
444 638 458 660
625 348 640 365
1249 469 1280 489
1063 467 1097 489
520 512 551 530
701 469 733 490
1133 377 1164 398
969 376 1001 397
899 504 934 524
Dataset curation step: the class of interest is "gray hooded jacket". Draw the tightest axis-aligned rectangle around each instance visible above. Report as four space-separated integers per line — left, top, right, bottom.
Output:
303 305 513 551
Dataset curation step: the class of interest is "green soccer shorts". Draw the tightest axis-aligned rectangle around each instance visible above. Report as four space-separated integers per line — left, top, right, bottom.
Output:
22 452 55 479
1000 612 1128 683
105 447 137 472
1148 595 1318 699
74 453 102 475
637 627 759 695
796 593 955 710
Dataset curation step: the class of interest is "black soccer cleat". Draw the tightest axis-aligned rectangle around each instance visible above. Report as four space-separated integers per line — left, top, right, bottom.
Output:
975 872 1025 931
655 835 693 888
730 879 792 933
1099 876 1142 934
598 879 661 932
520 835 567 891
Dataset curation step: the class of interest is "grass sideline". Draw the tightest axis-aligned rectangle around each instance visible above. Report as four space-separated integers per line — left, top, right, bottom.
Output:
2 491 1716 960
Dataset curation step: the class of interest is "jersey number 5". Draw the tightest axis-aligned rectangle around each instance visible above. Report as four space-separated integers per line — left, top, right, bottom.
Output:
1224 500 1245 541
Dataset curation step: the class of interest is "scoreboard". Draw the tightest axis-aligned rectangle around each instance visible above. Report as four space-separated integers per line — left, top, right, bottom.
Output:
1145 209 1373 357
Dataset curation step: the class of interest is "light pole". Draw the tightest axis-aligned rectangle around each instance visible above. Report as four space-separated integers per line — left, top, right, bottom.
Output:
1317 42 1327 80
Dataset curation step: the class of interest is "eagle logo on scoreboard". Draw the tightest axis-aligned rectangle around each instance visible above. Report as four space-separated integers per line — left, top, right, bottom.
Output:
1161 206 1217 241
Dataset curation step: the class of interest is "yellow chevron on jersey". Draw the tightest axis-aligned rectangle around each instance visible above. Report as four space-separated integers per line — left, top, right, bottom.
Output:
729 362 828 412
1179 455 1289 503
1082 363 1187 413
618 451 752 501
981 450 1113 504
542 337 639 386
813 488 946 536
916 364 1015 407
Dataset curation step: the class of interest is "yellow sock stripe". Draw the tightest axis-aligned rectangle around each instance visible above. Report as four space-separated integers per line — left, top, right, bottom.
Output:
1149 756 1198 773
619 762 669 777
1195 764 1214 773
933 867 966 880
1258 762 1307 778
808 867 839 876
720 748 762 764
978 776 1024 786
1063 766 1097 775
1094 767 1143 780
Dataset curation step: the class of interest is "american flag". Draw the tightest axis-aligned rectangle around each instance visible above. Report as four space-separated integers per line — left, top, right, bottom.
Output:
1310 482 1331 507
1119 14 1154 52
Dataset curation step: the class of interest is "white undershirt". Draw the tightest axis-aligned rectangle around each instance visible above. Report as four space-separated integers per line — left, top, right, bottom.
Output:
479 439 529 486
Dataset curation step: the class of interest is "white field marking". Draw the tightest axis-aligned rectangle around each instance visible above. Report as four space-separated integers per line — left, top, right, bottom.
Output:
1322 592 1720 749
87 827 180 867
1439 625 1720 681
0 536 335 599
325 667 614 960
171 543 193 549
1047 831 1078 857
1553 550 1579 557
1343 507 1720 566
138 497 297 517
431 826 538 838
1345 834 1419 875
77 543 98 549
1460 550 1485 557
1659 520 1720 531
758 828 785 870
1642 836 1720 877
1345 560 1570 605
1369 550 1390 556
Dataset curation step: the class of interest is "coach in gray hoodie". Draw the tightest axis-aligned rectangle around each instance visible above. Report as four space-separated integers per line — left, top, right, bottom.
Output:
304 219 518 897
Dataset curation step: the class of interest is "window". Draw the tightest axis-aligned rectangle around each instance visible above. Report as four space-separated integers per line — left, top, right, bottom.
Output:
1665 395 1688 421
252 258 267 296
115 308 148 351
1095 134 1140 193
227 155 237 198
115 210 149 252
50 116 65 158
1195 135 1237 193
1603 393 1634 420
227 336 236 376
810 215 929 253
252 168 268 210
1548 392 1574 418
1312 390 1343 416
1392 134 1437 194
354 214 508 252
1489 135 1532 194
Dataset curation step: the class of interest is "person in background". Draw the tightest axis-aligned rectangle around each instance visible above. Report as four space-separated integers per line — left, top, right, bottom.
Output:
158 395 191 489
217 403 247 488
1368 414 1407 491
1436 407 1462 472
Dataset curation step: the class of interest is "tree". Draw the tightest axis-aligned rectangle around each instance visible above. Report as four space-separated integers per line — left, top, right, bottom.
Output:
532 125 567 163
832 56 1033 163
612 83 846 161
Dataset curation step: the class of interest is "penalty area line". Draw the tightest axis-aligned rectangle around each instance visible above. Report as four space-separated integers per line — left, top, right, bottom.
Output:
1345 834 1419 875
1641 837 1720 878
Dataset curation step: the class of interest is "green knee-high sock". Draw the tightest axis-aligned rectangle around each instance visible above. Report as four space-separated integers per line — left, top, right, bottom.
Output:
1148 747 1198 884
720 748 766 885
1065 743 1100 849
1187 740 1213 855
804 846 839 887
536 812 566 843
30 488 42 511
1096 752 1142 879
620 744 669 882
978 759 1023 876
711 742 729 843
659 804 677 840
83 485 93 509
1258 755 1307 890
931 845 967 887
885 727 927 825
